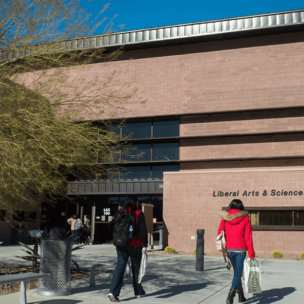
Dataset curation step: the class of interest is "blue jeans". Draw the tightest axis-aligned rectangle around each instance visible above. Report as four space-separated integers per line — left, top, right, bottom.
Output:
71 230 79 244
228 251 246 290
109 245 145 296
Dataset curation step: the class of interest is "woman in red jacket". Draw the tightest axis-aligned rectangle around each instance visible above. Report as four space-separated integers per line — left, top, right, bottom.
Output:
108 195 148 302
217 199 255 304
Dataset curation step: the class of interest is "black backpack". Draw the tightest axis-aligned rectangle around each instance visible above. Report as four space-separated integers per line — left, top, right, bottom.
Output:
113 212 136 247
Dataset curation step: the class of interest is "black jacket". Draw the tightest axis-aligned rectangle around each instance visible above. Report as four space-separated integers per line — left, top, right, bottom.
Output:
108 211 148 247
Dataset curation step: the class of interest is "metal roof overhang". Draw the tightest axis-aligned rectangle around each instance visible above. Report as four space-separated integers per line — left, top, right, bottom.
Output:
2 9 304 61
67 179 163 196
61 9 304 52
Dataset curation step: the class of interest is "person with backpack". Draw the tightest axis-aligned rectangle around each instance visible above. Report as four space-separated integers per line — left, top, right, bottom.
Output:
108 195 148 302
67 214 82 245
217 199 255 304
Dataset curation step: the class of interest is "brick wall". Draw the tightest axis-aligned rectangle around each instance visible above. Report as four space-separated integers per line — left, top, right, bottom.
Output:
163 168 304 254
180 134 304 160
61 31 304 120
180 109 304 137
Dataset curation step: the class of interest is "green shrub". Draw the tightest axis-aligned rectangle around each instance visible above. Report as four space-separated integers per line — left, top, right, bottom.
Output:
300 252 304 260
164 246 176 253
193 249 196 255
272 250 283 259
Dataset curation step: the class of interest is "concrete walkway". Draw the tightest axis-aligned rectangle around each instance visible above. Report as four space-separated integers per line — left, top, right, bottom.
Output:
0 245 303 303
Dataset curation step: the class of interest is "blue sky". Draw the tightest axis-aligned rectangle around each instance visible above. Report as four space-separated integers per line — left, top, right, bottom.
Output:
81 0 304 34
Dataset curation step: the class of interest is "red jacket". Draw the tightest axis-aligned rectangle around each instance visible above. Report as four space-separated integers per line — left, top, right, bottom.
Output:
125 208 144 248
217 209 255 258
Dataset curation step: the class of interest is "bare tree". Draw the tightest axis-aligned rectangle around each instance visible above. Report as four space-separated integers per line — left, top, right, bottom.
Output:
0 0 137 224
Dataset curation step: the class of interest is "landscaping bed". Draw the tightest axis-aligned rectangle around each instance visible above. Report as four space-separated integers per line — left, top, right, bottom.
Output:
0 264 106 296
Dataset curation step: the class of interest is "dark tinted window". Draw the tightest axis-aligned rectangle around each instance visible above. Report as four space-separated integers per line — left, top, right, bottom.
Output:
121 166 151 179
13 211 37 222
108 197 120 205
122 122 151 139
153 120 179 138
295 211 304 226
152 143 179 161
260 211 292 226
101 146 120 163
152 165 179 179
108 124 121 137
106 167 120 180
0 209 5 221
122 144 151 162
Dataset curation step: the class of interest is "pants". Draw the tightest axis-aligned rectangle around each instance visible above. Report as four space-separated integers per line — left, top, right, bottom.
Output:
71 230 79 244
228 251 246 290
84 231 90 244
109 245 145 296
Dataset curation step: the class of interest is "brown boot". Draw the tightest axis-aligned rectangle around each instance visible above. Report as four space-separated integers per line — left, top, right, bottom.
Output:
226 288 236 304
237 289 247 302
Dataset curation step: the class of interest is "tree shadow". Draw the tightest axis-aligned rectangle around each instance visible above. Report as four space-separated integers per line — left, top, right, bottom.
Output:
246 288 296 304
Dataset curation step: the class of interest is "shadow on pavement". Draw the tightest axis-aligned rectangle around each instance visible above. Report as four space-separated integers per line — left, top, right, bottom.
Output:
245 287 296 304
203 266 227 272
71 282 110 295
124 282 210 300
30 301 83 304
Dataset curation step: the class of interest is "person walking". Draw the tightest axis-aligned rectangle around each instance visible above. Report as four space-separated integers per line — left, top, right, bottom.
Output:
67 214 82 245
217 199 255 304
108 195 148 302
83 215 91 245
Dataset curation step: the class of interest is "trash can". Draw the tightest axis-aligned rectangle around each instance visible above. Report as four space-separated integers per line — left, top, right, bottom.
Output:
37 239 73 296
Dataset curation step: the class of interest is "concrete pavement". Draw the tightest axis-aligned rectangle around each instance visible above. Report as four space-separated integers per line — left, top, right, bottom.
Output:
0 244 303 303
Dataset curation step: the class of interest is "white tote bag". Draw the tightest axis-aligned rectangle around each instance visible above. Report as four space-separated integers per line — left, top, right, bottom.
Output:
138 249 148 284
243 258 262 293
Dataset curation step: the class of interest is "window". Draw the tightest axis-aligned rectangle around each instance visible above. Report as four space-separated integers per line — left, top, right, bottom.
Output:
108 197 121 205
249 211 259 226
294 211 304 226
121 166 151 179
247 209 304 228
108 124 121 137
152 165 180 179
152 143 179 161
109 120 180 139
0 209 6 221
122 122 151 139
122 144 151 162
153 120 179 138
260 211 292 226
13 211 37 222
106 167 120 180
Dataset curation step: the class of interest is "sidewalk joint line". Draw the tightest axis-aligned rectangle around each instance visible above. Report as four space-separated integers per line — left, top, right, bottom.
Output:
197 283 231 304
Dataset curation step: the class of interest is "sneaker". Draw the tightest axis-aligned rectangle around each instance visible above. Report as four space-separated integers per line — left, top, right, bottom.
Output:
108 293 120 302
135 294 146 298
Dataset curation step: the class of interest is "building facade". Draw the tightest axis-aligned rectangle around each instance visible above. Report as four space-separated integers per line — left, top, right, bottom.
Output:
66 9 304 253
2 9 304 252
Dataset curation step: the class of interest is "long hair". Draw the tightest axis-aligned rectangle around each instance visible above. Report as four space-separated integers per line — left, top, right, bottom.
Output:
114 195 138 233
228 199 244 211
119 195 138 215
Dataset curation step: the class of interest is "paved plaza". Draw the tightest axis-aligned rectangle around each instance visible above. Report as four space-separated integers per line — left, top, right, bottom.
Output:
0 245 303 303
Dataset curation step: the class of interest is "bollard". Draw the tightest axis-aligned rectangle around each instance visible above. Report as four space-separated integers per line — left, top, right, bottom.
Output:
196 229 205 271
